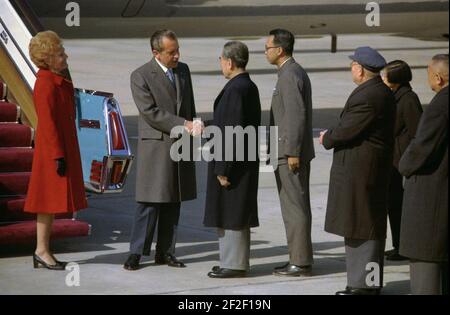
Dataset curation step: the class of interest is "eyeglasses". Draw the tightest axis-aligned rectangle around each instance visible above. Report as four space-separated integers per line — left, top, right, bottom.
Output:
265 45 280 51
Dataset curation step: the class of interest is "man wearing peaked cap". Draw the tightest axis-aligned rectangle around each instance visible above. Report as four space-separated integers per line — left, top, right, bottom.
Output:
349 46 387 72
319 46 395 295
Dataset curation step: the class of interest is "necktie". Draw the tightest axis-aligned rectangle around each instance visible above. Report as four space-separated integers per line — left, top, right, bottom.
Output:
166 69 176 89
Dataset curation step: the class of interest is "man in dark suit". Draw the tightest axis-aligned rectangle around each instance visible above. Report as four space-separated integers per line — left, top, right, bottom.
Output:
320 47 395 295
124 29 198 270
204 41 261 278
265 29 315 277
399 54 448 295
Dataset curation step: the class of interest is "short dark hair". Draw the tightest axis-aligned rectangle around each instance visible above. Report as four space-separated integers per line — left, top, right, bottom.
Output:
222 41 249 69
150 29 177 52
383 60 412 84
269 29 295 56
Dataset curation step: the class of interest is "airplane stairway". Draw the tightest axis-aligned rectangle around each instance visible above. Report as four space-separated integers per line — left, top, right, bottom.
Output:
0 80 90 245
0 0 133 246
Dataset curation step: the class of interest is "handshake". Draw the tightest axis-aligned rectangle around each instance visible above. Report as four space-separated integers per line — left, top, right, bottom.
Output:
184 119 205 137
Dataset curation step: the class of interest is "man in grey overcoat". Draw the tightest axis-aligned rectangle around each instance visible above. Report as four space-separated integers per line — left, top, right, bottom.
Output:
124 30 197 270
399 54 448 295
320 47 395 295
265 29 315 277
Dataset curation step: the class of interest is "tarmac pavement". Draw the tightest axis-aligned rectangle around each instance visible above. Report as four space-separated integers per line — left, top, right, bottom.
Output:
0 33 447 295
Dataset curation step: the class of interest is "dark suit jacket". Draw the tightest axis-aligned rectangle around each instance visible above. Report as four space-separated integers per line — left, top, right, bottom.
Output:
392 84 423 169
131 58 197 203
203 73 261 229
270 58 315 163
399 86 448 262
323 76 396 240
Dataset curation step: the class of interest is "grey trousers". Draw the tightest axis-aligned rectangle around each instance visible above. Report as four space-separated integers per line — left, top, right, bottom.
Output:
345 238 385 289
129 202 180 256
410 260 448 295
274 161 313 266
218 228 250 271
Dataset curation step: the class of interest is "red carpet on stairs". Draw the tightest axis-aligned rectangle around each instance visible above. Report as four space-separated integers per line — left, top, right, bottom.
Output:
0 219 90 245
0 124 33 147
0 172 30 195
0 102 19 122
0 195 74 223
0 148 34 172
0 196 26 213
0 196 32 221
0 80 90 244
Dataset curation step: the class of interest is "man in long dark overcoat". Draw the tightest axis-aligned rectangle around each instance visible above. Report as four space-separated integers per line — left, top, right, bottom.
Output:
399 54 448 295
320 47 395 295
204 41 261 278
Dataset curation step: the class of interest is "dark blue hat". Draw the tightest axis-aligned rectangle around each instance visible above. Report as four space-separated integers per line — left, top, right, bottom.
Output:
349 46 387 72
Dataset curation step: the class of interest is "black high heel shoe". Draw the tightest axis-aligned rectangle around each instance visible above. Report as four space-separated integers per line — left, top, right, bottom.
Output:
51 254 68 266
33 254 67 270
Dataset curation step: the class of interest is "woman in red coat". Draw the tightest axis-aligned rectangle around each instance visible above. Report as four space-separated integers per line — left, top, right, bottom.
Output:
25 31 87 270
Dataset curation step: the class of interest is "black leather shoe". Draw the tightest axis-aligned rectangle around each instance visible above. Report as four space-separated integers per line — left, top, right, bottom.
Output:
211 265 220 272
273 264 312 277
386 250 408 261
335 287 381 295
384 248 397 256
155 254 186 268
274 262 290 270
123 254 141 271
33 254 66 270
207 268 247 278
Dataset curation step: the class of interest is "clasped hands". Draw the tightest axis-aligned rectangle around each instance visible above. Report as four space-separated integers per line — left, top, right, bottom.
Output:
184 120 229 187
184 120 205 136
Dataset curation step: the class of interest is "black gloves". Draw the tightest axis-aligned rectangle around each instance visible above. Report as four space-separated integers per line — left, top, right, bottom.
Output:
56 158 66 176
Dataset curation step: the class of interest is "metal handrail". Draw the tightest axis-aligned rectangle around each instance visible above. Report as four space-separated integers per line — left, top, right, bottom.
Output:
9 0 44 36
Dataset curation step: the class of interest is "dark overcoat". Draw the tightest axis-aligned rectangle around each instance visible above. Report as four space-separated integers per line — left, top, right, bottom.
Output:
322 76 396 240
203 73 261 229
386 84 423 241
392 84 423 169
399 86 448 262
130 58 197 203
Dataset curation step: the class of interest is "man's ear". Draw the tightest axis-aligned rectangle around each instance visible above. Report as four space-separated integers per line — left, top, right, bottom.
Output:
357 67 362 79
277 48 283 58
436 73 444 86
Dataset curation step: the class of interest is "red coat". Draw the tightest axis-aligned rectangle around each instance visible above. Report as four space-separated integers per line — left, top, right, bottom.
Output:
24 69 87 214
